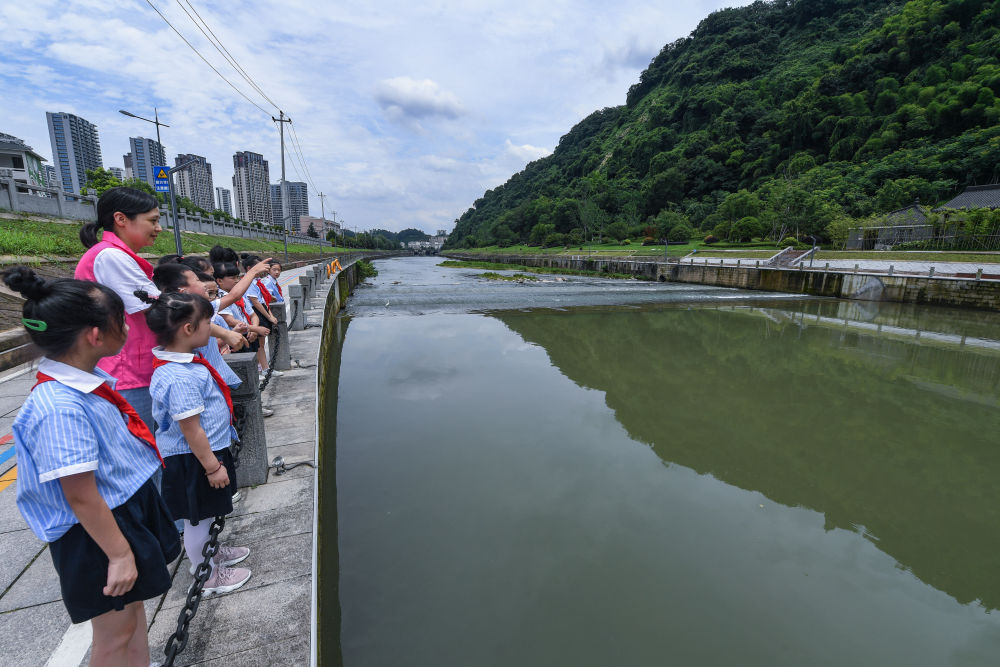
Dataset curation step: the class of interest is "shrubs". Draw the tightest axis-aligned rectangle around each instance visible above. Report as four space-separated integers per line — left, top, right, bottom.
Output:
704 235 719 244
669 224 694 243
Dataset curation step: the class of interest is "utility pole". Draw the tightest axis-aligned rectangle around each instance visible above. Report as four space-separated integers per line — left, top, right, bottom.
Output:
272 111 292 263
317 192 329 258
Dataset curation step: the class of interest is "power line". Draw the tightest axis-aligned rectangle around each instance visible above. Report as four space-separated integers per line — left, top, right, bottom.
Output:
176 0 281 112
288 122 318 191
142 0 271 116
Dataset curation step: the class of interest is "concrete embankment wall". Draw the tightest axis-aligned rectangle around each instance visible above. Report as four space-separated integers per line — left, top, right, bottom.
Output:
445 253 1000 312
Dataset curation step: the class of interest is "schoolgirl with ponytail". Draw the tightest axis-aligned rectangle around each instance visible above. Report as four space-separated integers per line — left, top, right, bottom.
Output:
138 290 253 596
4 267 179 665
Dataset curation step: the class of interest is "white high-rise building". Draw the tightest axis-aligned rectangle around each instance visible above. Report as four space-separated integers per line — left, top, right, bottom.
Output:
108 166 125 181
270 181 308 231
129 137 166 189
46 111 103 193
232 151 271 225
215 186 232 215
174 154 215 211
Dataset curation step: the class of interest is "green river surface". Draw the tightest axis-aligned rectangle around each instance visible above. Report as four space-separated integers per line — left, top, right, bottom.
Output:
323 256 1000 666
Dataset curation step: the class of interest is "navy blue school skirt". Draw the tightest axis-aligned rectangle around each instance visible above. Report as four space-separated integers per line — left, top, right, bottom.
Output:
49 477 180 623
161 448 235 525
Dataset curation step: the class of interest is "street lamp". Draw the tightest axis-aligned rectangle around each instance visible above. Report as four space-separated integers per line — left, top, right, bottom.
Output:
119 108 176 250
165 158 201 257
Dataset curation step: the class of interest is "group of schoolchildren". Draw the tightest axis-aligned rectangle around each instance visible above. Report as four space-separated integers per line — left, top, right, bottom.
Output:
5 187 289 666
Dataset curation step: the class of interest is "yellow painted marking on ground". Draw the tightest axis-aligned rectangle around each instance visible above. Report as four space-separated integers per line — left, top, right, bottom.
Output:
0 466 17 493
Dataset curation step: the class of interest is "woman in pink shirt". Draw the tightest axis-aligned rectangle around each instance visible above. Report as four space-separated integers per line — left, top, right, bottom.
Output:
75 187 163 430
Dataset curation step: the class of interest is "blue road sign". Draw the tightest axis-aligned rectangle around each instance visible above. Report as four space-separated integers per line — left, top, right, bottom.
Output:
153 166 170 192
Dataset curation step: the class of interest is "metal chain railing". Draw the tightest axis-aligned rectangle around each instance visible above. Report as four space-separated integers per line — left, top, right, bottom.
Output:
162 390 249 665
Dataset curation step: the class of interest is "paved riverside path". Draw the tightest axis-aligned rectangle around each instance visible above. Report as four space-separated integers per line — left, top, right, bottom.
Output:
0 263 333 666
679 252 1000 277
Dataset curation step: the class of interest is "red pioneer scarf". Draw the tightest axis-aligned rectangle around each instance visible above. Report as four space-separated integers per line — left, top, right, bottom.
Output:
33 372 164 466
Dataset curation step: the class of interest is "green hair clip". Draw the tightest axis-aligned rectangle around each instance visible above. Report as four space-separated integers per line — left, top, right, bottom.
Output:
22 318 48 332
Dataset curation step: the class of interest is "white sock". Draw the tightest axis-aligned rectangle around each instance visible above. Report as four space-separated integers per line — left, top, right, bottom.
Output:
183 519 213 572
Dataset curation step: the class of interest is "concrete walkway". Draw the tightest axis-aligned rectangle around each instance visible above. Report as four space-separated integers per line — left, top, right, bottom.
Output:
0 263 333 666
678 253 1000 277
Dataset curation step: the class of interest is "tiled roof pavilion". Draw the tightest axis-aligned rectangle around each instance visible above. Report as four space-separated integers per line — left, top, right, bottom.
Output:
936 184 1000 210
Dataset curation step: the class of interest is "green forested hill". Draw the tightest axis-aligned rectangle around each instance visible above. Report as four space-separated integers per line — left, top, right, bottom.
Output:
446 0 1000 249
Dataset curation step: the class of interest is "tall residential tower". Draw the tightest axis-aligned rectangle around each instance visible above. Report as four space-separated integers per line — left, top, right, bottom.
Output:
128 137 167 189
215 186 232 215
232 151 271 225
46 112 103 193
174 154 214 211
270 181 309 231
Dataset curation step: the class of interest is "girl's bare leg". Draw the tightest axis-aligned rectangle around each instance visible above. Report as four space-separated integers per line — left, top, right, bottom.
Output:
90 603 138 666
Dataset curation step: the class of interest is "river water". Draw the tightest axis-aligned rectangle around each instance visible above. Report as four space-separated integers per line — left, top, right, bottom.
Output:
325 256 1000 666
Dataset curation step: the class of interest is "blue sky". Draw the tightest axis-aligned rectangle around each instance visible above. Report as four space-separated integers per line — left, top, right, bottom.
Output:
1 0 750 234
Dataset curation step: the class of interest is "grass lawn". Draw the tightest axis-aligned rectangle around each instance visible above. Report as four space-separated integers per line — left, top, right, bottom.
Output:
449 240 794 257
0 217 346 258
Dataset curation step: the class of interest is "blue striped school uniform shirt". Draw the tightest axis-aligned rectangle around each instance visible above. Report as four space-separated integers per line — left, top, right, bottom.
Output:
11 358 161 542
149 348 237 458
195 337 241 388
216 289 250 325
262 275 284 303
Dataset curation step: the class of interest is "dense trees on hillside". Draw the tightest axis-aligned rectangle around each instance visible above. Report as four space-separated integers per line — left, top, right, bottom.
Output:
447 0 1000 249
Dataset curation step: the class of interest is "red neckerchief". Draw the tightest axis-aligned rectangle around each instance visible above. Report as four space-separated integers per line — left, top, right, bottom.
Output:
234 297 253 324
100 231 153 279
255 279 273 307
152 353 233 423
33 372 164 466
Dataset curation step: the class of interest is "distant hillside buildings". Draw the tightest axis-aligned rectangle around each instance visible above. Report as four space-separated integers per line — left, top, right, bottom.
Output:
215 186 232 215
232 151 272 225
0 132 47 187
46 112 102 193
174 154 215 211
270 180 308 230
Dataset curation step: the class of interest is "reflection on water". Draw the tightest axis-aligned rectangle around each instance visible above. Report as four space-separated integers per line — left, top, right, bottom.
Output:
328 257 1000 666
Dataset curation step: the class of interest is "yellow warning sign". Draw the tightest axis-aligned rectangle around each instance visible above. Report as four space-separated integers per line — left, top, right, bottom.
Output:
157 169 168 178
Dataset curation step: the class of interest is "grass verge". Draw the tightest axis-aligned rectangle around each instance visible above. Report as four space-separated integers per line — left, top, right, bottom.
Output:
1 217 346 257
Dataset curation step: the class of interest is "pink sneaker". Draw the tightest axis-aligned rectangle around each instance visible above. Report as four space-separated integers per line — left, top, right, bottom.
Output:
202 564 251 597
189 545 250 575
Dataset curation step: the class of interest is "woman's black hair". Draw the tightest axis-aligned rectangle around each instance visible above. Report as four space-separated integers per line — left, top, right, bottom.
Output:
194 271 214 282
134 290 214 346
180 256 212 274
213 261 241 280
241 254 262 271
151 263 196 292
158 254 183 265
81 187 159 248
209 245 238 265
3 266 125 357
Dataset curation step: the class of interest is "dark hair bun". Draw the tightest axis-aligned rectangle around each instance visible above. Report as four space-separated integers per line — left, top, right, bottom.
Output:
2 266 51 301
209 245 238 264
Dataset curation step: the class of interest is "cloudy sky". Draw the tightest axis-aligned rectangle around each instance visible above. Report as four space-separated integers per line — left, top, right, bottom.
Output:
1 0 750 235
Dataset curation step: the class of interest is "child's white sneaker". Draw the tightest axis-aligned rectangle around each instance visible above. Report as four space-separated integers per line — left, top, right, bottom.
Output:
201 564 251 597
189 545 250 575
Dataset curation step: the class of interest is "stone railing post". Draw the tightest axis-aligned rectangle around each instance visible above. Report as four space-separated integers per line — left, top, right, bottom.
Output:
224 352 268 487
288 284 306 331
299 275 313 303
267 302 291 370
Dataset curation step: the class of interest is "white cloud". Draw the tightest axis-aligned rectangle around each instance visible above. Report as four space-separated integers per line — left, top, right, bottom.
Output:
504 139 551 163
375 77 465 121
